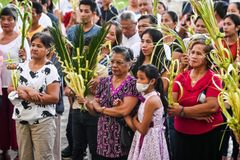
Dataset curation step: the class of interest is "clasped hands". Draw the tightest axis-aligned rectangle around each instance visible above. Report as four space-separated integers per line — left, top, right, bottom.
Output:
76 95 105 113
17 86 43 103
168 103 214 123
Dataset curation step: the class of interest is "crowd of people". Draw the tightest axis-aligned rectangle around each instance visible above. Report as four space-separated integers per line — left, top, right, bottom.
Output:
0 0 239 160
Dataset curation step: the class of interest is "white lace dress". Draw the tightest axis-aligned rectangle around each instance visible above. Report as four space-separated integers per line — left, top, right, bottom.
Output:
128 91 169 160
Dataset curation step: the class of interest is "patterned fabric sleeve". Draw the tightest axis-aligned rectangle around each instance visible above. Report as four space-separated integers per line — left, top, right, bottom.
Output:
45 63 60 85
95 77 108 98
123 77 140 97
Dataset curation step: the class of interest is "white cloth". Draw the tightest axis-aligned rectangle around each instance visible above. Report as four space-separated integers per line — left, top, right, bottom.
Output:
164 44 172 60
131 42 141 58
55 0 73 15
12 61 60 123
0 35 30 88
39 13 53 28
122 32 141 51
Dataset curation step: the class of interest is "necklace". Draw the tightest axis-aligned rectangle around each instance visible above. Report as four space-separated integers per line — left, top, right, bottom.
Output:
190 70 206 86
192 79 198 84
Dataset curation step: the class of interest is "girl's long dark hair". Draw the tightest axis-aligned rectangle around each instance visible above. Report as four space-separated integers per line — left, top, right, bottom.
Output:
138 64 168 116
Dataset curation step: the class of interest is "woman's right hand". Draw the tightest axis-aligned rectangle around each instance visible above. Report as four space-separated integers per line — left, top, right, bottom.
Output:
76 95 88 105
17 88 29 100
19 48 26 62
113 98 123 107
179 54 189 71
17 86 38 101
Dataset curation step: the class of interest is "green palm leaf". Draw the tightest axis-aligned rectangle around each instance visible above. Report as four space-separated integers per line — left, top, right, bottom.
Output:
49 23 109 97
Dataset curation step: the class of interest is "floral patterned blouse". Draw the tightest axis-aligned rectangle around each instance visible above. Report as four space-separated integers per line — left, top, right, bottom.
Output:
95 75 140 158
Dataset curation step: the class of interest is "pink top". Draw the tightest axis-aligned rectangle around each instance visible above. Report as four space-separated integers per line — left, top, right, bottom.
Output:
173 69 223 135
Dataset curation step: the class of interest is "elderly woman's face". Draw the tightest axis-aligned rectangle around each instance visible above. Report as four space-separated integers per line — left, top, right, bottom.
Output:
110 53 130 76
189 43 207 69
0 15 16 32
30 38 48 60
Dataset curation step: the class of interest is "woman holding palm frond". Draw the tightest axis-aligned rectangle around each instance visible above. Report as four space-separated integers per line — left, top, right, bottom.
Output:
168 35 224 160
220 13 240 160
9 32 60 160
131 29 168 75
77 46 141 160
0 6 30 159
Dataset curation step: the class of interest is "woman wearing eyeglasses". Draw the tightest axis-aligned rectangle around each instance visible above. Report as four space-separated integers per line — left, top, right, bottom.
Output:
77 46 141 160
168 35 224 160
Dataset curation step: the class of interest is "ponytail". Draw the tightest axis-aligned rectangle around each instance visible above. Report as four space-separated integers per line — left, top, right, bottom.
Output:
155 77 168 117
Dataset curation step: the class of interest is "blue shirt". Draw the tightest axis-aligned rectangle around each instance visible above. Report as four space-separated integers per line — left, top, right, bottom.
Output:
66 24 101 42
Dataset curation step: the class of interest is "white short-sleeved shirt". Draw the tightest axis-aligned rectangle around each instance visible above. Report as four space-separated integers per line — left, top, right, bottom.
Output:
122 32 141 49
12 61 60 124
39 13 53 28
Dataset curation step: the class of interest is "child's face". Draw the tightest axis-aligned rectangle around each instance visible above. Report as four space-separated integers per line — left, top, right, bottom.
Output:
137 70 150 84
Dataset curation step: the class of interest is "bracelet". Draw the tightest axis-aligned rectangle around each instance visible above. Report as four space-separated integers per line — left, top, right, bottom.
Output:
180 106 185 117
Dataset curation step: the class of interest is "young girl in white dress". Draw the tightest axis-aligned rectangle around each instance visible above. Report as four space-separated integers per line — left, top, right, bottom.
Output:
125 64 169 160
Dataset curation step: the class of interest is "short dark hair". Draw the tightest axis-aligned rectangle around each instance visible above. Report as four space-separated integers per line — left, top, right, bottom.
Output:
138 14 158 25
214 1 228 19
79 0 97 13
31 32 53 49
32 1 43 14
158 1 167 11
111 46 133 62
0 6 18 21
40 0 48 5
163 11 178 23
